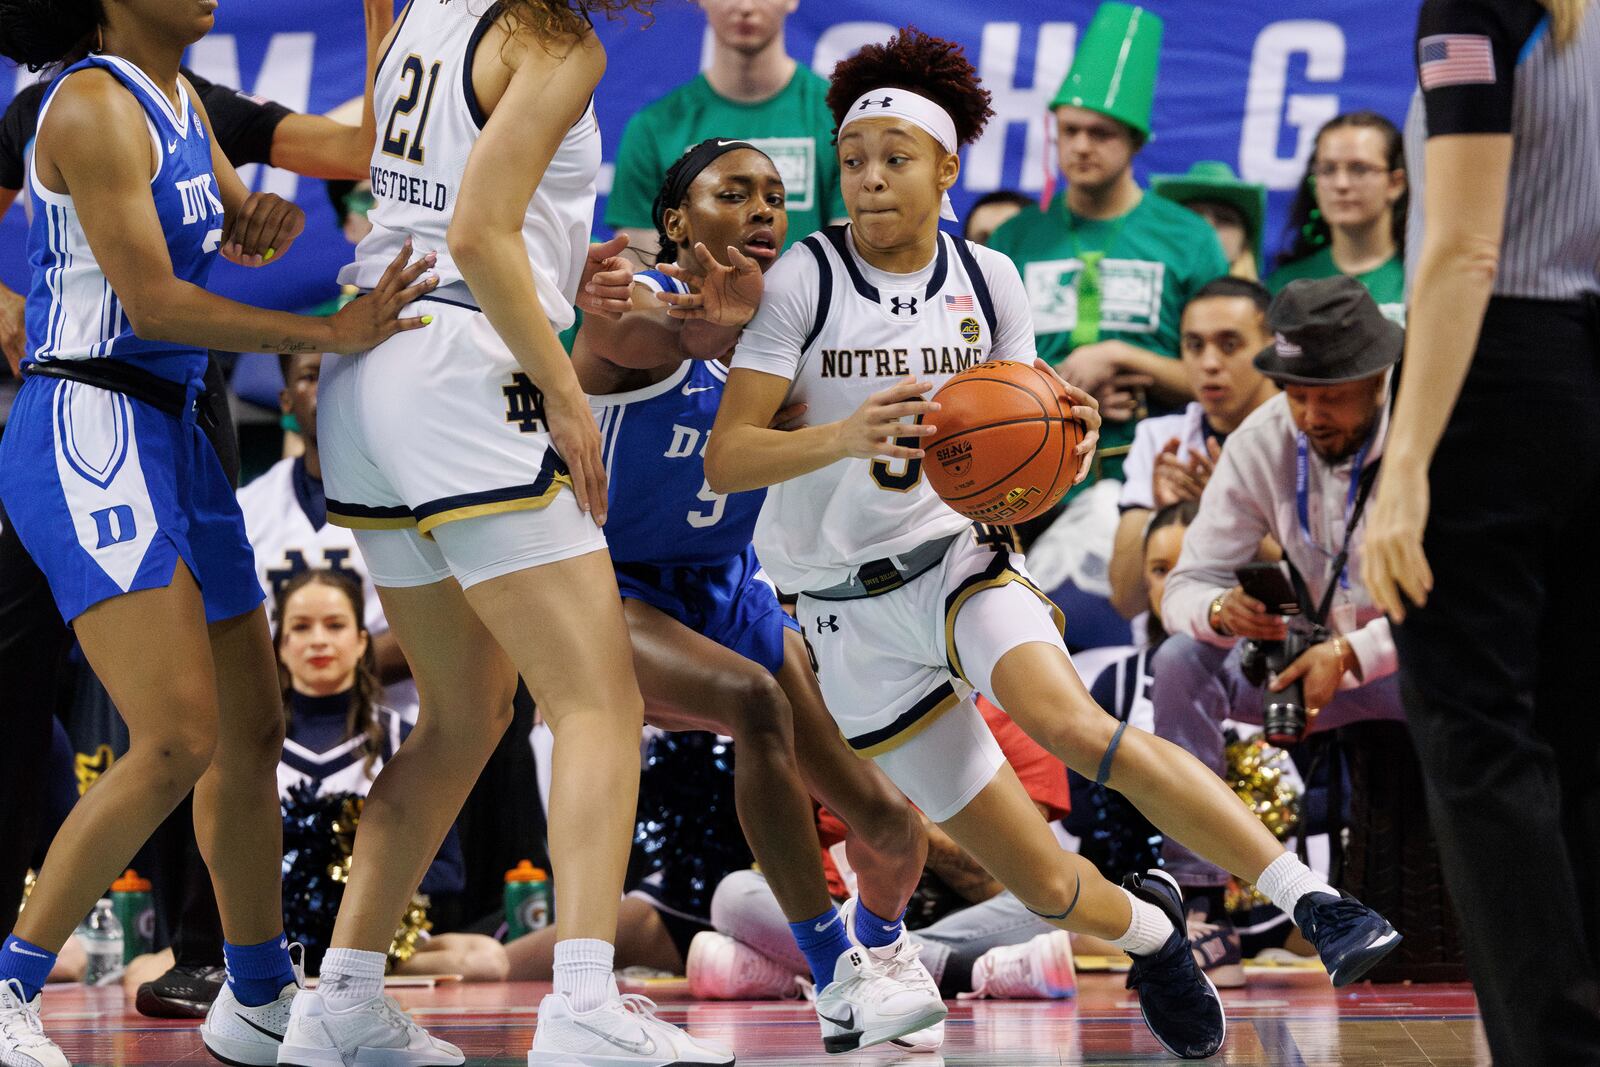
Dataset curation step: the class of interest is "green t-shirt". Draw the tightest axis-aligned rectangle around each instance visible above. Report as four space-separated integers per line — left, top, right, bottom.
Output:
605 68 846 251
1267 248 1406 324
987 192 1229 488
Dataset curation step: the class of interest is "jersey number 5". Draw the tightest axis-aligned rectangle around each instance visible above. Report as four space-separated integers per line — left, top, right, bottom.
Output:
687 479 726 528
870 415 925 492
381 55 443 164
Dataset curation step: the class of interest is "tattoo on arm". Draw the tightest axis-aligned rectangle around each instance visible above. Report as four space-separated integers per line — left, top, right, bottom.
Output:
264 338 318 353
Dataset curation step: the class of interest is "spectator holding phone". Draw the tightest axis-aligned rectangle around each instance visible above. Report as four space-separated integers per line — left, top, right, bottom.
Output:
1151 276 1406 901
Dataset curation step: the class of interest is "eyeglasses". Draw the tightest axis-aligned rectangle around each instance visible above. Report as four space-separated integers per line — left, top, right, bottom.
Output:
1311 161 1391 182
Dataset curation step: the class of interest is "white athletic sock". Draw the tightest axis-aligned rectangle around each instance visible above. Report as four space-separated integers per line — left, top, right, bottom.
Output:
1256 852 1338 918
553 939 615 1014
1111 889 1175 957
317 948 386 1009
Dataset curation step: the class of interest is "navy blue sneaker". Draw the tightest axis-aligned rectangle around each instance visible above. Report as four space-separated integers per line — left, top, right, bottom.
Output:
1123 870 1226 1060
1294 892 1402 987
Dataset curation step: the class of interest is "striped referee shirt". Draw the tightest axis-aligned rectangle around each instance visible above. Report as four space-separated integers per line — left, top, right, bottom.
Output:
1404 0 1600 300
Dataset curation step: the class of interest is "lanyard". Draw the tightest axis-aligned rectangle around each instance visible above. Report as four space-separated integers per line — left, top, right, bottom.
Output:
1067 211 1130 349
1295 432 1373 594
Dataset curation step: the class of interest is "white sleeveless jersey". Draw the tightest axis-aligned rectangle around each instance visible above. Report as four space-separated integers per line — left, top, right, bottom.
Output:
340 0 601 330
732 226 1038 594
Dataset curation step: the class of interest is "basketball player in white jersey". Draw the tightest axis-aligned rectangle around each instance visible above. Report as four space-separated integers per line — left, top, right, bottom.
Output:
282 2 731 1065
709 29 1401 1061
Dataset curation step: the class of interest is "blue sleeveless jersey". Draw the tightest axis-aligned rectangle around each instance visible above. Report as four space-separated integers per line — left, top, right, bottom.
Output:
24 55 224 388
590 324 765 566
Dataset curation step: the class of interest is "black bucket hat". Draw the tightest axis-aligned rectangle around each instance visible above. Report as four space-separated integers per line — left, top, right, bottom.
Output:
1253 276 1404 385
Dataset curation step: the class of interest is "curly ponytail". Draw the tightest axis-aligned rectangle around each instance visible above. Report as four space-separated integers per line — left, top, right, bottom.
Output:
0 0 102 71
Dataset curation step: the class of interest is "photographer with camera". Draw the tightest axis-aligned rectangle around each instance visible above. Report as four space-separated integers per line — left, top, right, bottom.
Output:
1150 276 1407 925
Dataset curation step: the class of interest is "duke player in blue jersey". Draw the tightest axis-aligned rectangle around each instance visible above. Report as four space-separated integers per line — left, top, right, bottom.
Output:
0 2 431 1064
573 140 947 1055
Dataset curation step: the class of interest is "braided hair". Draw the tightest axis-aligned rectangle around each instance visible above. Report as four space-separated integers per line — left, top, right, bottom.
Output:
0 0 102 70
274 569 387 777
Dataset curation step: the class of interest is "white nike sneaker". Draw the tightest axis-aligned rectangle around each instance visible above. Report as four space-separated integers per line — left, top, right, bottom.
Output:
0 980 68 1067
685 932 807 1001
276 985 463 1067
202 978 298 1066
959 930 1078 1000
814 946 947 1056
527 983 733 1066
838 898 947 1053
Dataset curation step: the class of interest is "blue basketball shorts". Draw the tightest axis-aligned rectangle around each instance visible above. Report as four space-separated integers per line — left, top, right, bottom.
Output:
614 544 800 675
0 375 262 624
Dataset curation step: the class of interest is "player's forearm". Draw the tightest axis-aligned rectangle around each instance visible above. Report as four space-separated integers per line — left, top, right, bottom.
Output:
679 319 744 361
125 277 338 354
269 115 372 180
704 420 847 495
451 226 584 400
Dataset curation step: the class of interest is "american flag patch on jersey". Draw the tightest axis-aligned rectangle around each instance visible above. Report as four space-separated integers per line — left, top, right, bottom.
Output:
944 294 975 312
1419 34 1496 89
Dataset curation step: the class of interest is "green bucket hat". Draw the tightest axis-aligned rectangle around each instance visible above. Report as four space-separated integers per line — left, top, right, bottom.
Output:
1051 2 1164 141
1151 161 1268 265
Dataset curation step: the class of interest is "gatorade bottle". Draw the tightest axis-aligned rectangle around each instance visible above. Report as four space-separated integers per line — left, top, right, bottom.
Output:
504 860 551 940
111 869 154 964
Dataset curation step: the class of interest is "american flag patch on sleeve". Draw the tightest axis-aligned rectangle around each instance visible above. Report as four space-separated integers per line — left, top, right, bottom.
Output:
1419 33 1497 89
944 294 975 312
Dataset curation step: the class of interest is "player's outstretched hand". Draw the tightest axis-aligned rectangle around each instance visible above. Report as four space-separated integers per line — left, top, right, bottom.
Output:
222 192 305 267
656 242 764 327
327 240 438 354
577 234 635 320
837 378 939 461
544 386 609 525
1037 359 1101 485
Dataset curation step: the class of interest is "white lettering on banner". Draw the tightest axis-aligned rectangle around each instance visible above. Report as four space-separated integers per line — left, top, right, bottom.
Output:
1239 20 1345 189
810 23 900 78
966 22 1075 192
188 33 315 200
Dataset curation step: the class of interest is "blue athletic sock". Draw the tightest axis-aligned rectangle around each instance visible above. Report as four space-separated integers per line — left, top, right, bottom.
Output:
0 935 57 1002
223 934 296 1007
789 907 854 987
852 899 905 950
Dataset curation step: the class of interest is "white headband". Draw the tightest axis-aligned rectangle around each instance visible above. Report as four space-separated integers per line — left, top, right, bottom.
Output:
840 88 960 222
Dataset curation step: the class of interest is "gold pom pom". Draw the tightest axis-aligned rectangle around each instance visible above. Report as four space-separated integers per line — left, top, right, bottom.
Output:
1225 736 1304 907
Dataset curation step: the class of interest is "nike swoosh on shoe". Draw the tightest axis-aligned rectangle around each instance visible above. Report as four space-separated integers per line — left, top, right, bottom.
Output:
236 1015 286 1041
573 1019 656 1056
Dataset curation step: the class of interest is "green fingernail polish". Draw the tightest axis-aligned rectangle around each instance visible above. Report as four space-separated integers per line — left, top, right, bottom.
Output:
421 315 434 325
264 248 276 261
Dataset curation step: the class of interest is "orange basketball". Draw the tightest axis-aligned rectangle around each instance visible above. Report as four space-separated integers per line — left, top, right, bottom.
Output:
924 360 1086 525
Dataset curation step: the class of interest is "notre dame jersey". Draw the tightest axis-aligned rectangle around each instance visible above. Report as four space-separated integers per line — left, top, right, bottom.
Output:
339 0 601 331
732 225 1037 594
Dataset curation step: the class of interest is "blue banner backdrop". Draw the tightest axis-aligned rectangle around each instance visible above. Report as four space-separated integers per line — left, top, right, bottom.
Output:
0 0 1421 312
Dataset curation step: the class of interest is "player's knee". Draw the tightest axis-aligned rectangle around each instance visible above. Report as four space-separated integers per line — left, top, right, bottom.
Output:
1025 700 1118 775
850 784 922 857
718 670 792 744
139 719 218 789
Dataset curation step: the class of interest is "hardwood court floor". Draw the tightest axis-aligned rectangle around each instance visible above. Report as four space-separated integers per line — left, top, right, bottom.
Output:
40 971 1485 1066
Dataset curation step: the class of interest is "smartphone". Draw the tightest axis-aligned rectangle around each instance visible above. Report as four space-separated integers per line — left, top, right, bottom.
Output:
1235 561 1301 616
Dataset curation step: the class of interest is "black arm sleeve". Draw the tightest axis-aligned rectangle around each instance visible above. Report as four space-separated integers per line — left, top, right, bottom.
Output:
180 66 294 168
1416 0 1544 136
0 84 48 192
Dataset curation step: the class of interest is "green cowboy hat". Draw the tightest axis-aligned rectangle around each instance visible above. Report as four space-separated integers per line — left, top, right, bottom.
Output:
1151 160 1268 266
1051 2 1164 141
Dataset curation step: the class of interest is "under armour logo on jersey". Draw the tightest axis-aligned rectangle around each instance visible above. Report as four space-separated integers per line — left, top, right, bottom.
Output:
815 616 840 633
502 373 548 434
889 296 919 317
858 96 894 110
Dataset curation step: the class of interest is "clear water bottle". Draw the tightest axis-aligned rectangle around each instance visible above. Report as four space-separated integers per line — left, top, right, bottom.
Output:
78 898 124 986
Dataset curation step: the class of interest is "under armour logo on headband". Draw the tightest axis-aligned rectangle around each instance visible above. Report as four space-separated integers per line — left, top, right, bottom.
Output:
858 96 895 110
